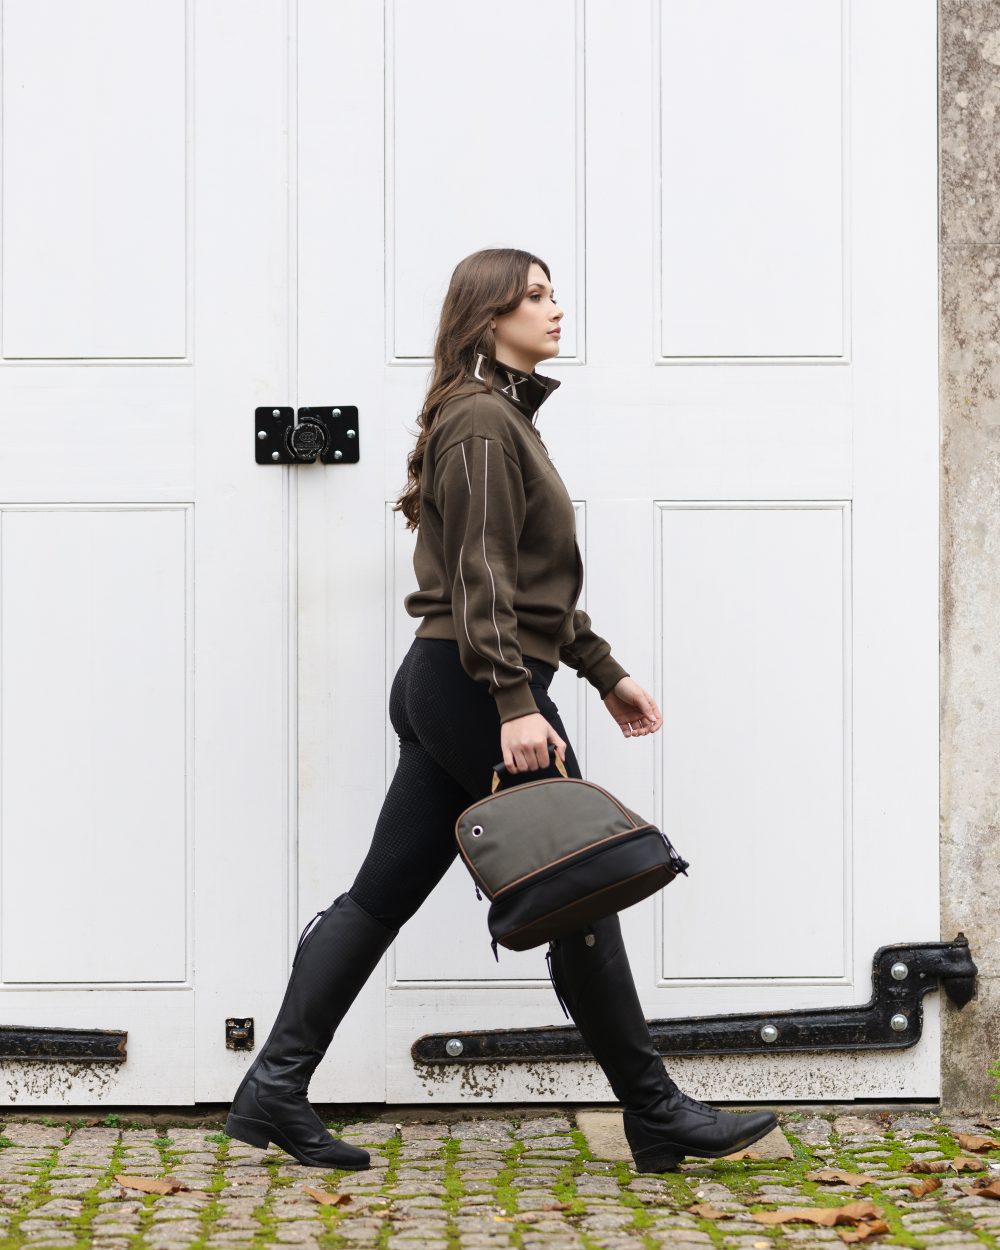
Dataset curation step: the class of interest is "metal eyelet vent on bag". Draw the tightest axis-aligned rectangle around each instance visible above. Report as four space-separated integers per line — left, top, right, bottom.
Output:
471 825 484 837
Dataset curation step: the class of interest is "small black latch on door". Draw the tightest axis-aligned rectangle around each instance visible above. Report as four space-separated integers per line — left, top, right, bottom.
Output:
254 406 360 465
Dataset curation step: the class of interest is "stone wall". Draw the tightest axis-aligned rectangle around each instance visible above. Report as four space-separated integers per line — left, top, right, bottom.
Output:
940 1 1000 1111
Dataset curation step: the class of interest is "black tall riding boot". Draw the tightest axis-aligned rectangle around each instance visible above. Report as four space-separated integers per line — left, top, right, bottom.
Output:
546 913 777 1172
226 891 398 1169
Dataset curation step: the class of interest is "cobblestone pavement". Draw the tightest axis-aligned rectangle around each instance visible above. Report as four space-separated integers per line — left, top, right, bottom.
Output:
0 1110 999 1250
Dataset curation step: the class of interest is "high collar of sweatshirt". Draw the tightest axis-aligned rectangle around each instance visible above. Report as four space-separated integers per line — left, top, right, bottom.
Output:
469 352 561 425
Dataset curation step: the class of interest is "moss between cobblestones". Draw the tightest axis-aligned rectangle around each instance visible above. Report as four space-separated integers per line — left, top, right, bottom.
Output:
365 1125 402 1250
551 1132 588 1216
177 1131 231 1250
0 1140 61 1250
441 1136 466 1250
69 1130 131 1246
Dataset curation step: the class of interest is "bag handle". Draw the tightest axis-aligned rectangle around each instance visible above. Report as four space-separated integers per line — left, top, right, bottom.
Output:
490 743 568 793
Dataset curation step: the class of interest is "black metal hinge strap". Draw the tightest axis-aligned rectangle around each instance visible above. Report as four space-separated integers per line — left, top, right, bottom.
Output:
411 937 977 1066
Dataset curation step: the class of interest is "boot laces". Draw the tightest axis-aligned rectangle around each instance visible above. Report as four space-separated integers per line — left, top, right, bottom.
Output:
668 1087 717 1119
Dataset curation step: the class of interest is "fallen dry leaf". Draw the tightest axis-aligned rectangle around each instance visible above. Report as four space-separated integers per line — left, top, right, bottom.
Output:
905 1157 984 1174
688 1203 735 1219
113 1175 190 1196
837 1219 890 1243
806 1169 879 1187
907 1177 942 1198
302 1187 351 1207
955 1133 1000 1153
753 1200 884 1228
723 1149 763 1161
960 1179 1000 1200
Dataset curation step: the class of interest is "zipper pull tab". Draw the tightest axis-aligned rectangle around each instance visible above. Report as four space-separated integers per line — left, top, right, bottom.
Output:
491 937 499 963
662 831 690 876
474 882 482 901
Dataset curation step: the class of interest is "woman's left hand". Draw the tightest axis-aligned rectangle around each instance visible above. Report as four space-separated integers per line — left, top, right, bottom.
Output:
603 677 663 738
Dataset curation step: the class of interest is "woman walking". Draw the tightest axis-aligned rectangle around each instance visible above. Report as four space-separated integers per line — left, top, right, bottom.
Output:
225 248 777 1174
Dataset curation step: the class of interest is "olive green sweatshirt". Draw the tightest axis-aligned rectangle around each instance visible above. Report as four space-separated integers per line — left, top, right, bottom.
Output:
404 355 629 723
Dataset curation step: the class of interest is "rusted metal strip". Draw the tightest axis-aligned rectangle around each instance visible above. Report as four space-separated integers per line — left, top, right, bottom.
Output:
0 1025 127 1062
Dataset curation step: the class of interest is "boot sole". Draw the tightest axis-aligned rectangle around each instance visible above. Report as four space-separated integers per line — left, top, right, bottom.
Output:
225 1112 371 1170
631 1112 778 1173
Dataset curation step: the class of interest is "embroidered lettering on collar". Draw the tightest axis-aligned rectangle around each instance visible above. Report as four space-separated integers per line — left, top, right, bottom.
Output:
471 352 560 420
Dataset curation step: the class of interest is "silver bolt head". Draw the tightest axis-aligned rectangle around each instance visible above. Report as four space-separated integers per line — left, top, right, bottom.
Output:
891 961 909 981
346 428 357 438
333 449 343 460
257 430 267 440
890 1013 908 1032
331 407 342 417
584 933 596 947
445 1038 463 1057
271 451 281 461
272 408 281 417
760 1024 779 1044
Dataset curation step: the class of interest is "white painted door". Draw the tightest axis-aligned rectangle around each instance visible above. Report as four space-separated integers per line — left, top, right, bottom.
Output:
297 0 940 1103
0 1 293 1103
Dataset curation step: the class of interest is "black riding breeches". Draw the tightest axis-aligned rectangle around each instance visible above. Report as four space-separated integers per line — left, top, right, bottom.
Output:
347 637 582 931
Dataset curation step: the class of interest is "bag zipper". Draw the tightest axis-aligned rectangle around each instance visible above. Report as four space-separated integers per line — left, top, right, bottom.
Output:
491 822 677 905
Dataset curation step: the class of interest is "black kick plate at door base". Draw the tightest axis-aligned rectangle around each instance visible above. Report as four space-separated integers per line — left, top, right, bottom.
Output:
411 937 977 1066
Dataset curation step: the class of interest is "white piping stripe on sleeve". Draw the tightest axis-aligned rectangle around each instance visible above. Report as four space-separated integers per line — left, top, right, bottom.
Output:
458 445 498 689
482 441 531 681
458 440 531 686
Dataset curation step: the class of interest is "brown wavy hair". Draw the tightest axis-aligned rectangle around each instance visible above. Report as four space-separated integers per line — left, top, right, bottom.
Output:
392 247 551 531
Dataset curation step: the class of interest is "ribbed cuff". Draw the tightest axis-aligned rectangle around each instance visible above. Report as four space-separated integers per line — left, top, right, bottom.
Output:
494 680 541 724
589 656 630 699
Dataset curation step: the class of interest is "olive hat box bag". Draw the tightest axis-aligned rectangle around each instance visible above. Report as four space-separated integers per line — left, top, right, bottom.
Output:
455 745 689 958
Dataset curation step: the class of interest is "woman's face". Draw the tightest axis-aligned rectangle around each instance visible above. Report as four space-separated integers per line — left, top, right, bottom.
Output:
492 263 563 373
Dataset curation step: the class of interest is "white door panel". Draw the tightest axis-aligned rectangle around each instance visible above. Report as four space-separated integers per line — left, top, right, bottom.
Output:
0 0 292 1102
297 0 939 1102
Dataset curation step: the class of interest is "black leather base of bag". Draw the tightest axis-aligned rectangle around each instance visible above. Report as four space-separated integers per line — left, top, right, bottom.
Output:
489 822 682 950
455 746 689 955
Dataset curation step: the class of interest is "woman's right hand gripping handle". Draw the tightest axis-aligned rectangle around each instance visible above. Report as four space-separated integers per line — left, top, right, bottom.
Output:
500 712 567 776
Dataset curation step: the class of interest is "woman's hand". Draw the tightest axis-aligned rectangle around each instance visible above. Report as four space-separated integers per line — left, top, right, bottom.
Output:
501 712 567 775
603 677 663 738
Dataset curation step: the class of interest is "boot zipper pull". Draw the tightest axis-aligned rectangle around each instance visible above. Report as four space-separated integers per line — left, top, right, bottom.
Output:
292 909 325 967
491 937 499 962
474 883 482 901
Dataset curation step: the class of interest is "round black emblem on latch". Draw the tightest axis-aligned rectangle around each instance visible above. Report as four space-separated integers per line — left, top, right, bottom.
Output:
286 419 328 462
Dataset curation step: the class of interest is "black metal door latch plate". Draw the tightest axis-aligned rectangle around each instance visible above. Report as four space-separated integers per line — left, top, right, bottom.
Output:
411 936 978 1066
255 406 360 464
225 1017 254 1051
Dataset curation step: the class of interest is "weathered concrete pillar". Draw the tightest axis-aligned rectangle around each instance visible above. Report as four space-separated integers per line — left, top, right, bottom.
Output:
940 0 1000 1112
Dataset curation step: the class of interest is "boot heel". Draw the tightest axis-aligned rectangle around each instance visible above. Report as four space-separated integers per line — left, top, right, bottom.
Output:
632 1143 684 1173
225 1113 271 1149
